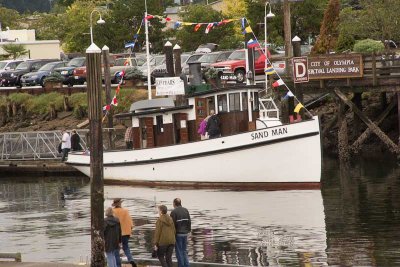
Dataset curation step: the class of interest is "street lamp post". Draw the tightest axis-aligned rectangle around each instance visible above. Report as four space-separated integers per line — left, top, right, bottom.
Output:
90 9 105 44
264 1 275 92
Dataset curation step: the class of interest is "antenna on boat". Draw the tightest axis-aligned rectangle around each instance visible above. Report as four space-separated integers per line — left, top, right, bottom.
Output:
144 0 152 100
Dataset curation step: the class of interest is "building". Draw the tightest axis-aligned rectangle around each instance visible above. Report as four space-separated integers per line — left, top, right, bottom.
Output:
0 29 60 60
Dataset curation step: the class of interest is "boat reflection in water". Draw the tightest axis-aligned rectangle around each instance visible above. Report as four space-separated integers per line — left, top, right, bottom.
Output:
106 187 327 266
0 177 327 266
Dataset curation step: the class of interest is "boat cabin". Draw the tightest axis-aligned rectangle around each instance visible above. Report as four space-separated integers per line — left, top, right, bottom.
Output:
117 85 281 149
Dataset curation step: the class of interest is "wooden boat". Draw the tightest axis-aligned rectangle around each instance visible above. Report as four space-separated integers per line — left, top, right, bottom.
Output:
67 84 321 189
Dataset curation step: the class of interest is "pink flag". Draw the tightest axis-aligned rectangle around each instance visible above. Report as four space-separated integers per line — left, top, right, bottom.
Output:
103 105 111 111
272 78 285 88
205 23 213 34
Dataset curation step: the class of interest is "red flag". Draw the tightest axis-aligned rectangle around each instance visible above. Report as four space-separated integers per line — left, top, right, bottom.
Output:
120 70 125 77
111 96 118 106
145 15 154 20
205 23 213 34
194 23 202 32
272 78 285 88
165 17 171 22
103 105 111 111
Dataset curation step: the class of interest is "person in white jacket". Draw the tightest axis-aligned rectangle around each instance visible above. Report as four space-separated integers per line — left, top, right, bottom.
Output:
61 129 71 162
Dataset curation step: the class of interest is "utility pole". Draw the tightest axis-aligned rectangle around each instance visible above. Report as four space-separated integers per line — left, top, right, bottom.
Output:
86 43 105 267
283 0 292 76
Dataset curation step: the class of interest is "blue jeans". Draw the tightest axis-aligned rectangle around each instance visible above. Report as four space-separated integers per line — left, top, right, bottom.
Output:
106 249 119 267
175 234 189 267
122 235 134 263
114 249 121 267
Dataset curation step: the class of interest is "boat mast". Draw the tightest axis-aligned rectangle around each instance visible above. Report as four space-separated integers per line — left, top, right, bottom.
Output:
145 0 152 100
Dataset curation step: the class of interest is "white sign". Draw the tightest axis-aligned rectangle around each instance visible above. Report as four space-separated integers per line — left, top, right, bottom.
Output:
155 77 185 96
292 56 309 83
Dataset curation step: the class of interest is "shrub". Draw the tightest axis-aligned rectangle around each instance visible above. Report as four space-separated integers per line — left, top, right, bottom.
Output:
203 68 218 80
124 67 144 80
8 93 33 105
26 92 64 114
353 39 385 53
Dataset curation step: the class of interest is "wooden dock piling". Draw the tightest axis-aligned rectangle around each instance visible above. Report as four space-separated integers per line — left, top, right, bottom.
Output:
86 43 105 267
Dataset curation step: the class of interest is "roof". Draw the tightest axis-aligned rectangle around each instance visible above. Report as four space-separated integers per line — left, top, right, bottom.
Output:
130 98 175 112
116 105 193 118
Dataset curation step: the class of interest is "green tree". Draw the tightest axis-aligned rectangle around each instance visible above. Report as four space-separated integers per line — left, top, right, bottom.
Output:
0 7 21 29
106 0 167 53
2 43 29 59
312 0 340 54
353 39 384 53
244 0 326 47
175 4 240 52
30 13 67 41
337 0 400 51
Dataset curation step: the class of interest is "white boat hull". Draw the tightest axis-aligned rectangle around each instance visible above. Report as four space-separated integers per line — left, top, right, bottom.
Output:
67 117 321 187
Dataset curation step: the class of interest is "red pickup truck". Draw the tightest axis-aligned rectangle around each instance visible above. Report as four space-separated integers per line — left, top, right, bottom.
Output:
211 48 266 83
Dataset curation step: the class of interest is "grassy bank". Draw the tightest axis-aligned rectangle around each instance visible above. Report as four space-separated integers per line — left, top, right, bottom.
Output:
0 88 148 119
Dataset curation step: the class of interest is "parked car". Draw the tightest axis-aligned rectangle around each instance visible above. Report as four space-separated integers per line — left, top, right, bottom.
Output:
106 56 146 84
195 51 233 72
139 55 166 84
152 54 189 79
0 60 24 74
20 61 67 87
54 57 86 86
0 59 58 87
181 54 207 75
211 48 266 83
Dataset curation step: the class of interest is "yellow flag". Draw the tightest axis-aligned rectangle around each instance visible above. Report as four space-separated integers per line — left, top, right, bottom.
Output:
244 26 253 33
294 103 304 113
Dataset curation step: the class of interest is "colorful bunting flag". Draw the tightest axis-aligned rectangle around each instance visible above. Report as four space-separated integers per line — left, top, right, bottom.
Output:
166 17 171 21
116 85 121 94
145 15 154 20
111 96 118 106
242 26 253 34
265 67 276 75
283 91 294 100
194 23 202 32
205 23 213 34
241 18 246 30
294 103 304 113
124 42 135 48
247 39 259 48
103 105 111 111
272 78 285 88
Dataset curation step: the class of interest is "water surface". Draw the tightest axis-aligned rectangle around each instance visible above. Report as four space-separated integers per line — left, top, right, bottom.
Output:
0 157 399 266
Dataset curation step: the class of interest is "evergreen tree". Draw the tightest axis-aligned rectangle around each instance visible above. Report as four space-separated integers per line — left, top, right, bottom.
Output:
311 0 340 54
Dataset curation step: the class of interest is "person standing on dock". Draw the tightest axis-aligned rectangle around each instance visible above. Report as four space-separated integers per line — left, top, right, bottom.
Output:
153 205 176 267
61 129 71 162
124 126 134 149
70 129 82 151
170 198 191 267
112 198 137 267
104 207 122 267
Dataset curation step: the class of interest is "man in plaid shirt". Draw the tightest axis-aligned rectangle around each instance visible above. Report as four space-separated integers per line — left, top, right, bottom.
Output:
124 127 134 149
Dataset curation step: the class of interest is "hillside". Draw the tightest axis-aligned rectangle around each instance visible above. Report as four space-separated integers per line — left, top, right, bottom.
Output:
0 0 50 13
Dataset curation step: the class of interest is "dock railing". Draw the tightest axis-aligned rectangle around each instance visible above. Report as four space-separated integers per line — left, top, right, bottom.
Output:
0 130 88 161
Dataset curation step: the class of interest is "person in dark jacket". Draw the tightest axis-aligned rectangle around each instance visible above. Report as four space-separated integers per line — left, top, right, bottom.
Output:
104 207 122 267
170 198 191 267
70 129 82 151
153 205 176 267
205 110 220 139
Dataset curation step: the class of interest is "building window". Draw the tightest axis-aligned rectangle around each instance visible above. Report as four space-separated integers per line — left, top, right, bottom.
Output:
217 94 228 112
229 93 240 111
242 92 248 110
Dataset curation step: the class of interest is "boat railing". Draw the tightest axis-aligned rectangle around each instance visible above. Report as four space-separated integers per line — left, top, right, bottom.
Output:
259 97 280 120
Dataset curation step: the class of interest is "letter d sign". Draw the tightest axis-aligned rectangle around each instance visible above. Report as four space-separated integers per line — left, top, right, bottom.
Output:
292 56 309 83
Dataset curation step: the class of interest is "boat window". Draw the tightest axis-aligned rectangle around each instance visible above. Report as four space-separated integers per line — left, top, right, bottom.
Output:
156 115 163 133
253 92 259 111
229 93 240 111
217 95 228 112
242 92 248 110
207 96 215 114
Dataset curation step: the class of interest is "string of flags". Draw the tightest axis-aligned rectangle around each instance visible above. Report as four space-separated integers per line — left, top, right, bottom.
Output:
102 71 123 121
